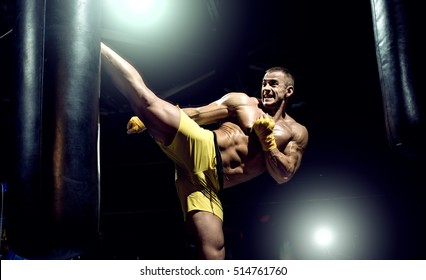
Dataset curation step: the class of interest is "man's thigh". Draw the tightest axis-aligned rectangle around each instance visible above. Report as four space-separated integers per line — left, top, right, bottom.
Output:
186 210 225 259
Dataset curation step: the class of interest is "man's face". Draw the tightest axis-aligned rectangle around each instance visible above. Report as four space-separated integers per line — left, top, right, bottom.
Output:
261 71 289 108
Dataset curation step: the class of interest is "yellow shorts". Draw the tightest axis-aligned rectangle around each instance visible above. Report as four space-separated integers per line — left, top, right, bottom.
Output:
157 110 223 221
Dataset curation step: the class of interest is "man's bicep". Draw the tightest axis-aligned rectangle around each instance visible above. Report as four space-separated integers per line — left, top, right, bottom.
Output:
182 92 247 124
183 102 230 125
287 132 308 172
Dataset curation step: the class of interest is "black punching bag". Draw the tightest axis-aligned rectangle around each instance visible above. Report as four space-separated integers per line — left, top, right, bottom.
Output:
370 0 425 159
9 0 100 259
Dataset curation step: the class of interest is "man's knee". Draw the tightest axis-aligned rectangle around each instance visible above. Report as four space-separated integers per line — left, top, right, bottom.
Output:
202 245 225 260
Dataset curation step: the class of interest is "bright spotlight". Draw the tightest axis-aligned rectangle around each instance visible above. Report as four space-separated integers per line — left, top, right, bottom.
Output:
314 227 334 247
106 0 168 29
124 0 156 16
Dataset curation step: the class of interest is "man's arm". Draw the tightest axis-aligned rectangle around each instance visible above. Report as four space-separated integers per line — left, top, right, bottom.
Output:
265 125 308 184
253 118 308 184
127 92 250 133
181 92 248 125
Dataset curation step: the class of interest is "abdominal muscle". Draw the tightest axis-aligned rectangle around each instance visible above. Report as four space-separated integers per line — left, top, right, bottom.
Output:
214 122 266 189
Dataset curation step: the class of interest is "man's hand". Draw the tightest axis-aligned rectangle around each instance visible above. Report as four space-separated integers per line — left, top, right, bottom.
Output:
126 105 179 134
127 116 146 134
252 116 277 151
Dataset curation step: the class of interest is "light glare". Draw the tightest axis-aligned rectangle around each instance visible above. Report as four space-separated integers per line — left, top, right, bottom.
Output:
106 0 168 29
314 227 334 247
125 0 155 16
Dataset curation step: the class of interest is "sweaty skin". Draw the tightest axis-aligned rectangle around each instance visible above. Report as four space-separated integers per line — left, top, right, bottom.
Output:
182 88 308 188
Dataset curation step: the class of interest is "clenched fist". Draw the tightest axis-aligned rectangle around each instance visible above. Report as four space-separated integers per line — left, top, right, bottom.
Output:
252 116 277 151
126 116 146 134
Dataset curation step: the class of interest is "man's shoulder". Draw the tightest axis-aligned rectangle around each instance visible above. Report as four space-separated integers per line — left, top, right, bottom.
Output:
226 91 250 98
286 117 309 144
281 115 308 134
223 92 258 104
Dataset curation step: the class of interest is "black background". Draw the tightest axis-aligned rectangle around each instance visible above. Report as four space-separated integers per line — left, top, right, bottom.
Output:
1 0 425 259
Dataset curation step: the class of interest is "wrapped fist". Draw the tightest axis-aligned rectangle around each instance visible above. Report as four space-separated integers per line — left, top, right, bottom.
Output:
127 116 146 134
252 116 277 151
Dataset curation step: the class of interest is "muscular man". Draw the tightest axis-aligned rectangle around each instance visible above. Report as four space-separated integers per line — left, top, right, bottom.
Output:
100 42 308 259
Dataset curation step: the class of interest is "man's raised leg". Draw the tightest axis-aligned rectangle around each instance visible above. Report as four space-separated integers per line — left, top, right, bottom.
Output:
100 42 180 145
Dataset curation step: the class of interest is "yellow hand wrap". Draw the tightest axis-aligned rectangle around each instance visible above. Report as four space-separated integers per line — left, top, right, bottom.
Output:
252 117 277 151
126 116 146 134
126 105 179 134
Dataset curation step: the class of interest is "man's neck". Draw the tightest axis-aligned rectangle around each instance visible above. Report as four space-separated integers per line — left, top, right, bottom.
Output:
260 100 286 121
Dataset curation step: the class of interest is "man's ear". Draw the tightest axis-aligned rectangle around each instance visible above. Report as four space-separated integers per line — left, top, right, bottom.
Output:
285 85 294 98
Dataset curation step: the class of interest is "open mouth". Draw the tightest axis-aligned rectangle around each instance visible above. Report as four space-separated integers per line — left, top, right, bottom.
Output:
263 96 274 102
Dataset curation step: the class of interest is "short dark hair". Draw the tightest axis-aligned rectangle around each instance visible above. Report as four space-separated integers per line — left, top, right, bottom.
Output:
265 67 294 87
